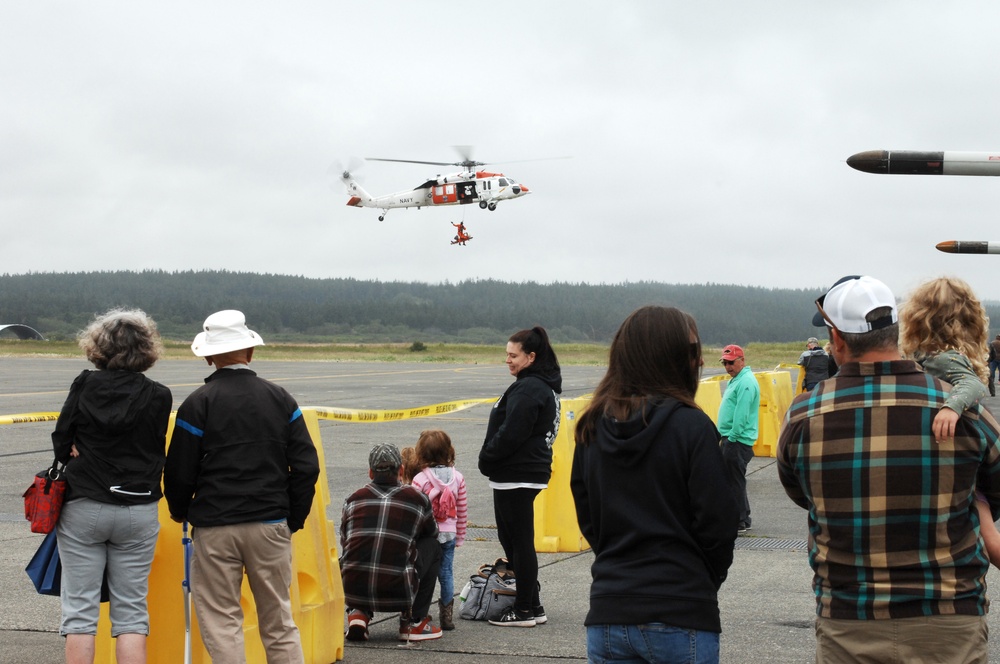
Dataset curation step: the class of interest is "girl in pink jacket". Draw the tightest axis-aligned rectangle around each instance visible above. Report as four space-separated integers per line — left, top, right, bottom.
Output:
412 429 468 630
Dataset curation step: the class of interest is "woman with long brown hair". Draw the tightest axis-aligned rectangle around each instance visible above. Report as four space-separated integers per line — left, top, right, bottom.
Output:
571 306 737 663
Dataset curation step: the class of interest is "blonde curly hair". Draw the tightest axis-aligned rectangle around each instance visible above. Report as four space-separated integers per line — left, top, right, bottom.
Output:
899 276 990 382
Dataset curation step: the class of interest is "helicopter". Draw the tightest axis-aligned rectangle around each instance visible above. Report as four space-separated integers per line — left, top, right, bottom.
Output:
341 147 537 222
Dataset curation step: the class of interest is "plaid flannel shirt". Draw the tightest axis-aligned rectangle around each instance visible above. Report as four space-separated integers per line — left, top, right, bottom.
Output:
340 480 438 613
778 360 1000 620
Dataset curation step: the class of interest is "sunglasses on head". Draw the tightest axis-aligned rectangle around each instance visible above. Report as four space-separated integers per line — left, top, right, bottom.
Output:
814 275 862 333
814 298 839 333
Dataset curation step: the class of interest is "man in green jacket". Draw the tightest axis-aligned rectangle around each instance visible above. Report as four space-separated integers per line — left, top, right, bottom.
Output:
718 345 760 536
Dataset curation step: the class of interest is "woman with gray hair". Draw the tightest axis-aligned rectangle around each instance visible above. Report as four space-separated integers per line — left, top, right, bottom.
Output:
52 309 172 664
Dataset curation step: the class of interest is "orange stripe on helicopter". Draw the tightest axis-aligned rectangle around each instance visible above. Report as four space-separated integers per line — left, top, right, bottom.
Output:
475 171 503 178
346 196 363 206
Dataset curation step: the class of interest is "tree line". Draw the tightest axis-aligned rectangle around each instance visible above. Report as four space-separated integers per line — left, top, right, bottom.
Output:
2 271 998 345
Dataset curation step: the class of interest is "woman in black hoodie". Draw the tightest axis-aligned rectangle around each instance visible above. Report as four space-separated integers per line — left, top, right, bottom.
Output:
571 306 737 664
479 326 562 628
52 309 172 664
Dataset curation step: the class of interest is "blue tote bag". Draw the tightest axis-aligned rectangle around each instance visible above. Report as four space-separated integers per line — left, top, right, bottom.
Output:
25 530 61 596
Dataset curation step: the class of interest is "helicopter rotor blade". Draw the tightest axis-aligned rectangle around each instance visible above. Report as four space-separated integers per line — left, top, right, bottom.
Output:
489 156 573 165
366 157 455 167
364 153 573 172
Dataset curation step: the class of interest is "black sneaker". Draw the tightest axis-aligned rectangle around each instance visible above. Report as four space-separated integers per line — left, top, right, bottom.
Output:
533 605 547 625
489 606 536 627
737 522 751 536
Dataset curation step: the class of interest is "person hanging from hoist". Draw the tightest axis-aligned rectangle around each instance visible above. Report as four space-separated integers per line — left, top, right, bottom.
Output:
451 221 472 246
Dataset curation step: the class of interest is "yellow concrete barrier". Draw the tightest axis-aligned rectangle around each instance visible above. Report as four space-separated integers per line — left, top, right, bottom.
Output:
695 376 725 416
699 371 793 458
95 409 345 664
537 380 781 553
776 363 806 396
752 371 793 458
534 397 591 553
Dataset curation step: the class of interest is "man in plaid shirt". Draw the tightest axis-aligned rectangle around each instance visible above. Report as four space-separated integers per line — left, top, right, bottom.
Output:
778 275 1000 663
340 443 442 642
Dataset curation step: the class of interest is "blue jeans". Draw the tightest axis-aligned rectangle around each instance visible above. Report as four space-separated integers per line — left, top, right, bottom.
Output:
587 624 720 664
439 538 456 602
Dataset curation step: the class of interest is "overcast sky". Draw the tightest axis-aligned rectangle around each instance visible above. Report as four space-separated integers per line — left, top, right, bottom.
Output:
4 2 1000 303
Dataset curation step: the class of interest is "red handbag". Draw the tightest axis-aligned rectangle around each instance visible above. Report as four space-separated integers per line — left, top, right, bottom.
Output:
23 461 67 534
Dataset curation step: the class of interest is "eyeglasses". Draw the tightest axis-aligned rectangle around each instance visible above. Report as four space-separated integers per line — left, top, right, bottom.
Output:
722 359 737 366
814 298 840 333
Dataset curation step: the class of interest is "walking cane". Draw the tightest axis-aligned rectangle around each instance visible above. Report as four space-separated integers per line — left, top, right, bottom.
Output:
182 521 193 664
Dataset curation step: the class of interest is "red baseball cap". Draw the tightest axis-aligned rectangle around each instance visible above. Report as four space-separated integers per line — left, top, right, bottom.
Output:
720 345 744 362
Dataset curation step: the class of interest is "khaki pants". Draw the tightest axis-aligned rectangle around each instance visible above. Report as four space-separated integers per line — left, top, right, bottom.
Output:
815 614 987 664
192 521 304 664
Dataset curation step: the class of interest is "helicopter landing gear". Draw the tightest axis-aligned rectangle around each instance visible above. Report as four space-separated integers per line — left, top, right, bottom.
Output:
479 201 488 210
378 215 384 221
487 202 497 211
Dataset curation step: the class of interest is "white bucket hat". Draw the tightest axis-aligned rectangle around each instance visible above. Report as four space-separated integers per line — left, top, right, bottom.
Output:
191 310 265 357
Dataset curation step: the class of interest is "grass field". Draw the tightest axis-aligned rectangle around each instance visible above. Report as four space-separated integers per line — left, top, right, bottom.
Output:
0 338 815 369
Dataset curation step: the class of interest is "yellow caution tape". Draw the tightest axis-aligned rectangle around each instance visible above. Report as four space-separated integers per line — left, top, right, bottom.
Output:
0 412 59 425
1 399 498 427
310 398 496 423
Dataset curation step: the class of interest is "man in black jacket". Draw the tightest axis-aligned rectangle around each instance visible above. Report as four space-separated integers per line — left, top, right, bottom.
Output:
164 310 320 664
797 337 829 392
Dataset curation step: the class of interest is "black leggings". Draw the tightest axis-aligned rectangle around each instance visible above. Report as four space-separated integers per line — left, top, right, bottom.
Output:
493 487 541 612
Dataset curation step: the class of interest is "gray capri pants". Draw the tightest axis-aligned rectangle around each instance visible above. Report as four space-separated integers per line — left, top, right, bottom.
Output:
57 497 160 637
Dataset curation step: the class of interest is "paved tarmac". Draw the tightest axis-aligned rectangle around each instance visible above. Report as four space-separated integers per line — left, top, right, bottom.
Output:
3 357 1000 663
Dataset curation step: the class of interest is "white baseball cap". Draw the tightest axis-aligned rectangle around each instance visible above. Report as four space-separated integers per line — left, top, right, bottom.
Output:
191 310 265 357
813 275 897 334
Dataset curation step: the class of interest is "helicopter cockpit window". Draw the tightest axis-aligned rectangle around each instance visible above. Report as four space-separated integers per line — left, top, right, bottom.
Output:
498 178 508 187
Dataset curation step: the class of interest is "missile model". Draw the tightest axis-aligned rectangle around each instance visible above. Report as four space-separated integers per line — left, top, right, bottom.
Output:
936 241 1000 255
848 150 1000 176
848 151 1000 256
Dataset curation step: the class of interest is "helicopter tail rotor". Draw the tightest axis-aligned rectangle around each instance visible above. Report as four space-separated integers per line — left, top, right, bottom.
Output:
330 157 374 206
328 156 366 191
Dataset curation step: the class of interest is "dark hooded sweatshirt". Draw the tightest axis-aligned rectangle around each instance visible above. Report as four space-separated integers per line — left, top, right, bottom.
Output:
570 398 738 633
479 364 562 484
52 369 172 505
